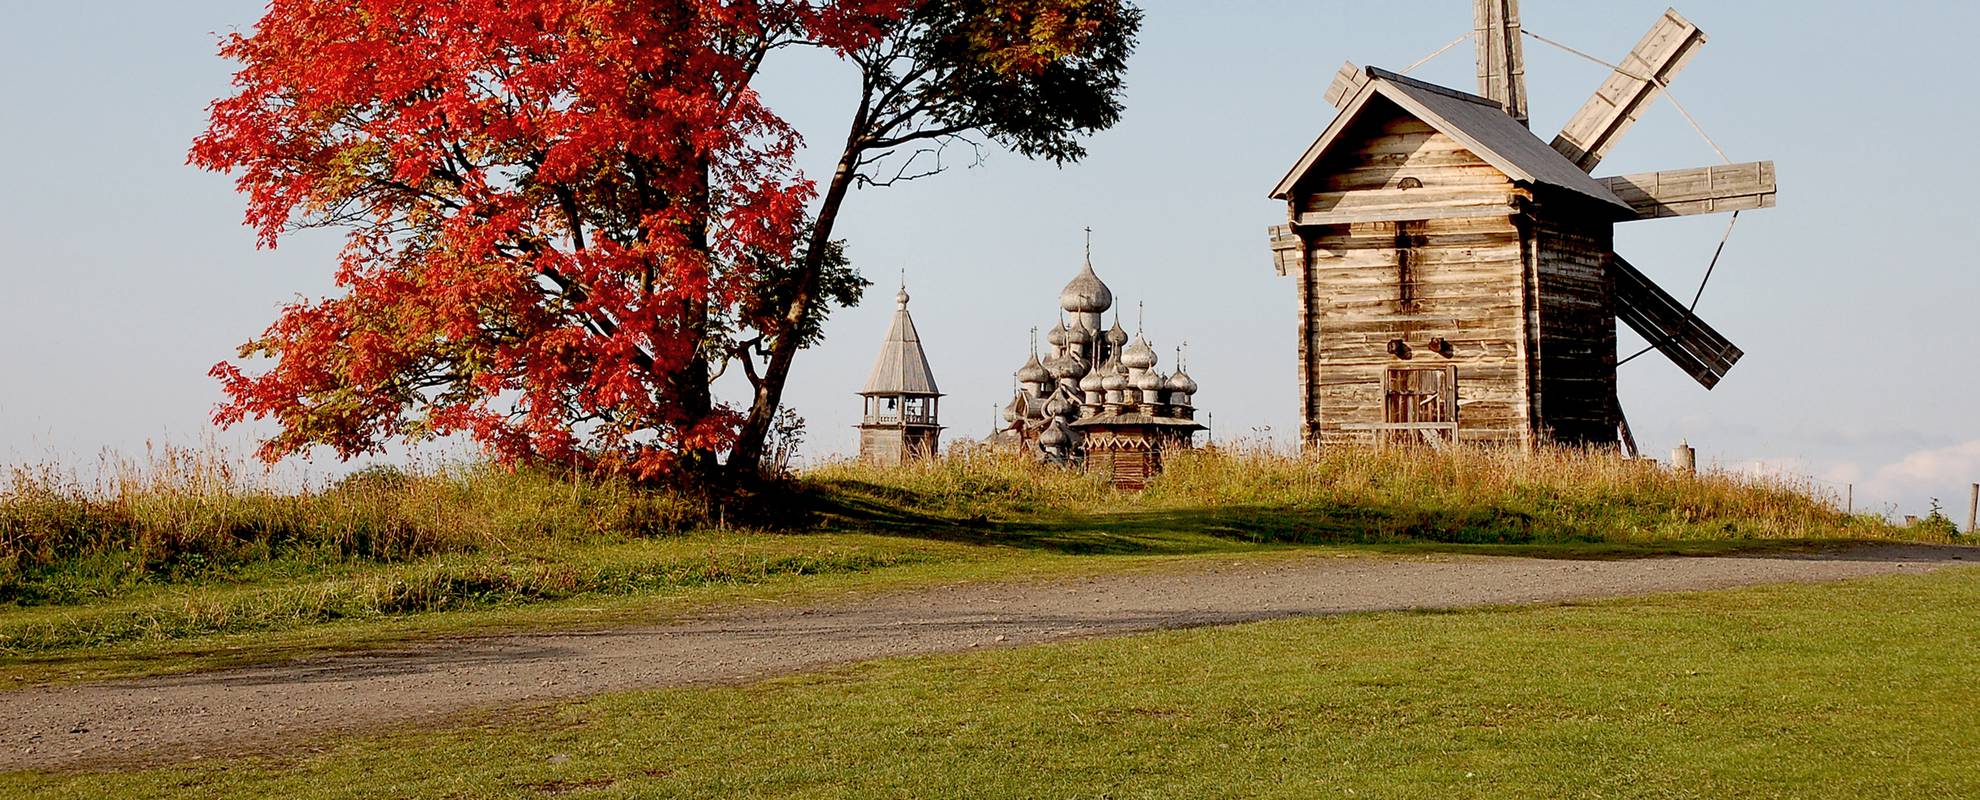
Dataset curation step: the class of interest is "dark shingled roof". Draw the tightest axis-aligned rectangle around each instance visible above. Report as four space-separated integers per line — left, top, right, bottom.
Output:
1271 68 1633 216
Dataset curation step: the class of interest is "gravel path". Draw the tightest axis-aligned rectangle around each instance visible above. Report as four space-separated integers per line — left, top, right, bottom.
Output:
2 543 1971 771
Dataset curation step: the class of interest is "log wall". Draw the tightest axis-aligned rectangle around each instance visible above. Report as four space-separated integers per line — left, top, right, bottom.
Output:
1529 211 1619 443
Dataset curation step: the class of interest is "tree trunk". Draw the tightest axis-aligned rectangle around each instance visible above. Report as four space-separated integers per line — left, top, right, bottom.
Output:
678 158 722 475
729 152 861 472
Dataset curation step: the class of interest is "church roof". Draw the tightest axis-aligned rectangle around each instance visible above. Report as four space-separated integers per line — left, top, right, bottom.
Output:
861 289 941 397
1270 68 1632 216
1070 412 1205 431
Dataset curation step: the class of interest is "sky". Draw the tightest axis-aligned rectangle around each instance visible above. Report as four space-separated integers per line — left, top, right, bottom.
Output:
1 1 1976 519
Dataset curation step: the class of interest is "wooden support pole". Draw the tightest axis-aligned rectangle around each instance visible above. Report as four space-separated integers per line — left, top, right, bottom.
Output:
1473 0 1529 125
1968 483 1977 534
1845 483 1853 516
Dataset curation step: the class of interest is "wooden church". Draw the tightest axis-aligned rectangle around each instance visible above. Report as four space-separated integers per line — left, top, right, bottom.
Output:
1268 2 1775 451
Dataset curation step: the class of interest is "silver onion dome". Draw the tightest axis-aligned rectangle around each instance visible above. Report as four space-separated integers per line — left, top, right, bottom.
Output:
1102 368 1129 392
1045 351 1085 381
1121 335 1157 370
1105 318 1129 347
1078 361 1107 393
1134 370 1164 392
1166 370 1199 395
1067 324 1094 347
1059 260 1114 314
1039 419 1072 449
1045 322 1068 349
1017 353 1052 386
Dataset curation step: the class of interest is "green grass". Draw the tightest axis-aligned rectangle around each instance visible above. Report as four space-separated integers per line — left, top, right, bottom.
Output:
1 444 1958 685
11 567 1978 798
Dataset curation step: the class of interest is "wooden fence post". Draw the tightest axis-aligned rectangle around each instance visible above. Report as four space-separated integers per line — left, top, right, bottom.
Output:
1968 483 1977 534
1671 440 1696 477
1845 483 1853 516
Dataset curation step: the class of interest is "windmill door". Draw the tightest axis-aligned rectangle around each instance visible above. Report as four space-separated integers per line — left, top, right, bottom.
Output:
1384 367 1458 448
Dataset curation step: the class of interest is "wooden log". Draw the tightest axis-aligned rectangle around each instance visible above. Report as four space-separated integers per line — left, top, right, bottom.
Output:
1267 224 1303 276
1296 204 1518 227
1599 162 1777 220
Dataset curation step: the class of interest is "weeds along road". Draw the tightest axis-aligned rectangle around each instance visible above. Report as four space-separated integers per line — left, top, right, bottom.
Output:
2 544 1972 771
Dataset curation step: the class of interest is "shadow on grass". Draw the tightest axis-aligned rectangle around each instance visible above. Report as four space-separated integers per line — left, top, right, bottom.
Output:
801 481 1965 562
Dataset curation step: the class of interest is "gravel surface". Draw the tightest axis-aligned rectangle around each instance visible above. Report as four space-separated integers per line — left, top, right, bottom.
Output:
2 543 1970 771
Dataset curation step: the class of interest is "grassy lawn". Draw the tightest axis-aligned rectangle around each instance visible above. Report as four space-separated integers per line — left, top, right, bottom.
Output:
10 567 1977 798
2 447 1956 685
0 527 1304 687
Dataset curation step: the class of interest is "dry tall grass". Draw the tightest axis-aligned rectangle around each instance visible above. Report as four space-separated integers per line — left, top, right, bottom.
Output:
807 442 1903 544
1 446 702 603
4 441 1924 608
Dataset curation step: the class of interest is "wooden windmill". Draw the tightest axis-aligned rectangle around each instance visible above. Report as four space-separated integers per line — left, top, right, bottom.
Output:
1267 2 1775 452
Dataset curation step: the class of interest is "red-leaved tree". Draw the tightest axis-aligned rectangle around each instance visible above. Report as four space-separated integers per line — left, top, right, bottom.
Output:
196 0 1139 479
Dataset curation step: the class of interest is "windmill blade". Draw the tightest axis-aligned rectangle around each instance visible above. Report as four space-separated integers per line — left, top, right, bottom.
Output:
1325 62 1370 109
1473 0 1528 125
1611 254 1743 389
1600 161 1776 220
1552 9 1708 172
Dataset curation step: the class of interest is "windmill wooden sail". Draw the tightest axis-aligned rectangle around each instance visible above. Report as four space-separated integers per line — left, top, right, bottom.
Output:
1269 1 1776 449
1550 8 1708 171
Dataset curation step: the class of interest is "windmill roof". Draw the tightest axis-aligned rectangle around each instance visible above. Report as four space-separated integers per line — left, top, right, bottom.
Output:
1270 68 1633 216
861 296 940 396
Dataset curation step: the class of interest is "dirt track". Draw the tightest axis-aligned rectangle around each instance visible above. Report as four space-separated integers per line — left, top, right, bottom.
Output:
2 544 1971 771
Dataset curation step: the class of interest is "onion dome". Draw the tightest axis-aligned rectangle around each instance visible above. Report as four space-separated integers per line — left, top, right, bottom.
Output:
1000 396 1021 424
1039 419 1072 450
1078 361 1108 393
1166 370 1199 395
1045 394 1075 419
1121 335 1157 371
1067 324 1094 348
1045 322 1068 349
1102 368 1129 393
1017 353 1052 386
1134 370 1164 393
1105 318 1129 348
1045 351 1085 381
1059 259 1114 314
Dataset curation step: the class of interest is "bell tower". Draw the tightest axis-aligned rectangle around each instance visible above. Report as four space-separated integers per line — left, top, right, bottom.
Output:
858 285 942 465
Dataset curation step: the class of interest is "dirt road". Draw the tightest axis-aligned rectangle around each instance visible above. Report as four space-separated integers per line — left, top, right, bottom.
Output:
2 544 1970 771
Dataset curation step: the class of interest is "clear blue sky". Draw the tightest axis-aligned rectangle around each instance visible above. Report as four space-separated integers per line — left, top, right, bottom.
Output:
2 1 1976 517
